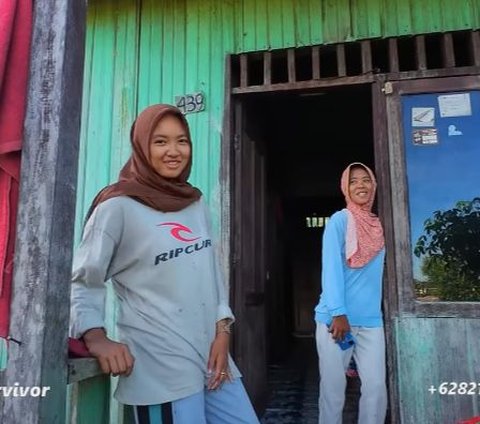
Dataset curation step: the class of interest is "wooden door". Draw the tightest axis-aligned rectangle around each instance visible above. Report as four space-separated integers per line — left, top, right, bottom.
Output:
231 99 268 409
380 76 480 424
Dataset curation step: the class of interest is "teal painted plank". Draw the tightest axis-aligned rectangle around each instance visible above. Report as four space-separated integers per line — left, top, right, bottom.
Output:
308 0 324 45
350 0 383 40
440 0 475 31
110 0 139 180
220 0 236 54
266 0 284 49
294 0 313 47
280 0 296 48
255 0 269 50
0 337 7 370
137 0 162 109
322 0 352 43
82 1 115 208
172 0 187 104
395 318 480 423
206 0 226 215
194 0 213 195
160 0 176 104
412 0 442 33
242 0 257 52
76 376 110 424
107 4 139 423
473 0 480 28
383 0 414 36
232 0 244 53
75 1 97 243
184 0 201 188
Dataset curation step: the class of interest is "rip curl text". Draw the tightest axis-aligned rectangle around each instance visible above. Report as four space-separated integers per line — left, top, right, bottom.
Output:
154 239 212 265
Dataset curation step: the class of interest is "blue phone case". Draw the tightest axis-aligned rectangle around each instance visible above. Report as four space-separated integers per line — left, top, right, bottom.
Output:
336 332 355 350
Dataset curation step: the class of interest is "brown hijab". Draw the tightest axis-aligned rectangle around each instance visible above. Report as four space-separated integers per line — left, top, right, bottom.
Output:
86 104 202 221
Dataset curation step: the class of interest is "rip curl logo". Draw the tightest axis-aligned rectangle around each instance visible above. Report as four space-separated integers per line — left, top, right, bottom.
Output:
155 222 211 265
157 222 201 242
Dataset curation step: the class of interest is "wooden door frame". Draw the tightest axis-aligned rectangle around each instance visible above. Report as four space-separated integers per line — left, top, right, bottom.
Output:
0 1 87 423
384 75 480 318
227 95 269 410
372 75 400 424
373 74 480 424
223 33 480 422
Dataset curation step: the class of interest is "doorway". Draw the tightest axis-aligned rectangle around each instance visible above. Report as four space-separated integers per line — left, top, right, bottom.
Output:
231 84 376 420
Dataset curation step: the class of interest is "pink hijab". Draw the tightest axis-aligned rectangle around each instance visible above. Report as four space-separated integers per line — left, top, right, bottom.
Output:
341 162 384 268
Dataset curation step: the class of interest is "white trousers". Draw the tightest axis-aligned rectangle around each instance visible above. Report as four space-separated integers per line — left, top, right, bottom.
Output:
316 323 387 424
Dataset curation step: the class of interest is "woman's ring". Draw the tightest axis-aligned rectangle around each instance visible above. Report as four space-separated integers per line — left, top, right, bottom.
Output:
220 371 227 376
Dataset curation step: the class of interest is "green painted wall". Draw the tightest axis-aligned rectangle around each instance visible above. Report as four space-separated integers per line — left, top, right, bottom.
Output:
395 318 480 423
76 0 480 235
74 1 480 422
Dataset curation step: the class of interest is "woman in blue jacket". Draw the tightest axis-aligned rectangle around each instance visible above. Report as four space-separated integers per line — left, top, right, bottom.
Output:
315 162 387 424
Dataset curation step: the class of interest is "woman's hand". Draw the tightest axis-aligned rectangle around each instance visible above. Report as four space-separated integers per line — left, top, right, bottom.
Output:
207 332 230 390
83 328 135 376
329 315 351 342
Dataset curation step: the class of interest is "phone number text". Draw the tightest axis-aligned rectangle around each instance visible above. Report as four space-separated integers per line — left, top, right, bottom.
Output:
428 382 480 395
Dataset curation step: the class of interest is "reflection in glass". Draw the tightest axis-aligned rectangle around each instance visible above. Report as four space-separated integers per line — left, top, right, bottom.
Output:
402 91 480 301
413 198 480 301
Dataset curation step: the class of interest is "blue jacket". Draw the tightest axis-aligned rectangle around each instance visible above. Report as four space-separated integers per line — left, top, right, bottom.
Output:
314 210 385 327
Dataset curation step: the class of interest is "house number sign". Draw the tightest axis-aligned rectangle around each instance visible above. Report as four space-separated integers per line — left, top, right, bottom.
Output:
175 92 206 114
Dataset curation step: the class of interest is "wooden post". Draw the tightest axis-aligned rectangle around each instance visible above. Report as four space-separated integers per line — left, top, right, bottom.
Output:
1 1 87 423
336 44 347 76
415 35 427 71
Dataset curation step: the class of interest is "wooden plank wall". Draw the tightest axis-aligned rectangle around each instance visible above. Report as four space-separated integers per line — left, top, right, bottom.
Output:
0 1 87 423
395 318 480 423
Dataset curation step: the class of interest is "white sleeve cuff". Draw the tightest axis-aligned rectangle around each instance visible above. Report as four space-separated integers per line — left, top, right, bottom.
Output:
69 315 105 339
216 304 235 323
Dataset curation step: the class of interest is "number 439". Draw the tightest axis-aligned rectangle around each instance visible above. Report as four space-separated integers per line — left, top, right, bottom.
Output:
175 92 205 114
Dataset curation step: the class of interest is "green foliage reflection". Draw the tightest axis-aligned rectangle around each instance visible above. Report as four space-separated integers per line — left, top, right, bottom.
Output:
414 197 480 301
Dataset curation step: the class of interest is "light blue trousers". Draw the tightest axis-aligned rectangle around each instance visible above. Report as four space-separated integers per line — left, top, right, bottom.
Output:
133 378 260 424
316 323 387 424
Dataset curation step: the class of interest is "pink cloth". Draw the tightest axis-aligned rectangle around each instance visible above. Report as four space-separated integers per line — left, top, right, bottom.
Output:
340 162 384 268
0 0 32 338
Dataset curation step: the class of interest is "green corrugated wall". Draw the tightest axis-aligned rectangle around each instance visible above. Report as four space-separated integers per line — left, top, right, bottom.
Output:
76 0 480 235
73 1 480 422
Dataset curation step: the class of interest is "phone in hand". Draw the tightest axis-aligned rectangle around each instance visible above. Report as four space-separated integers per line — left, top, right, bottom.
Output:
336 332 355 350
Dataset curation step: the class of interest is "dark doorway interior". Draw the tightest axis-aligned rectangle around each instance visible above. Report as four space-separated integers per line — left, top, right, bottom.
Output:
237 84 375 421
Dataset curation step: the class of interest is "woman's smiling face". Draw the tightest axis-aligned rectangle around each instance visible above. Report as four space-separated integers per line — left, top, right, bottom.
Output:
149 114 191 179
348 166 373 206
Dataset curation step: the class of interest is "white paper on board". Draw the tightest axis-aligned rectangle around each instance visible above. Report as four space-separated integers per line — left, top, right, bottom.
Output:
412 107 435 127
438 93 472 117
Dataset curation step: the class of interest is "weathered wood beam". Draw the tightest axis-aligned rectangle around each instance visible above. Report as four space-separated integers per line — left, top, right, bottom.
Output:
361 40 373 73
263 51 272 85
1 1 87 423
442 33 456 68
232 74 375 94
231 65 479 95
240 54 248 87
471 31 480 66
287 49 296 83
336 44 346 76
311 46 320 79
220 54 233 297
388 38 400 73
67 358 103 385
415 35 427 70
